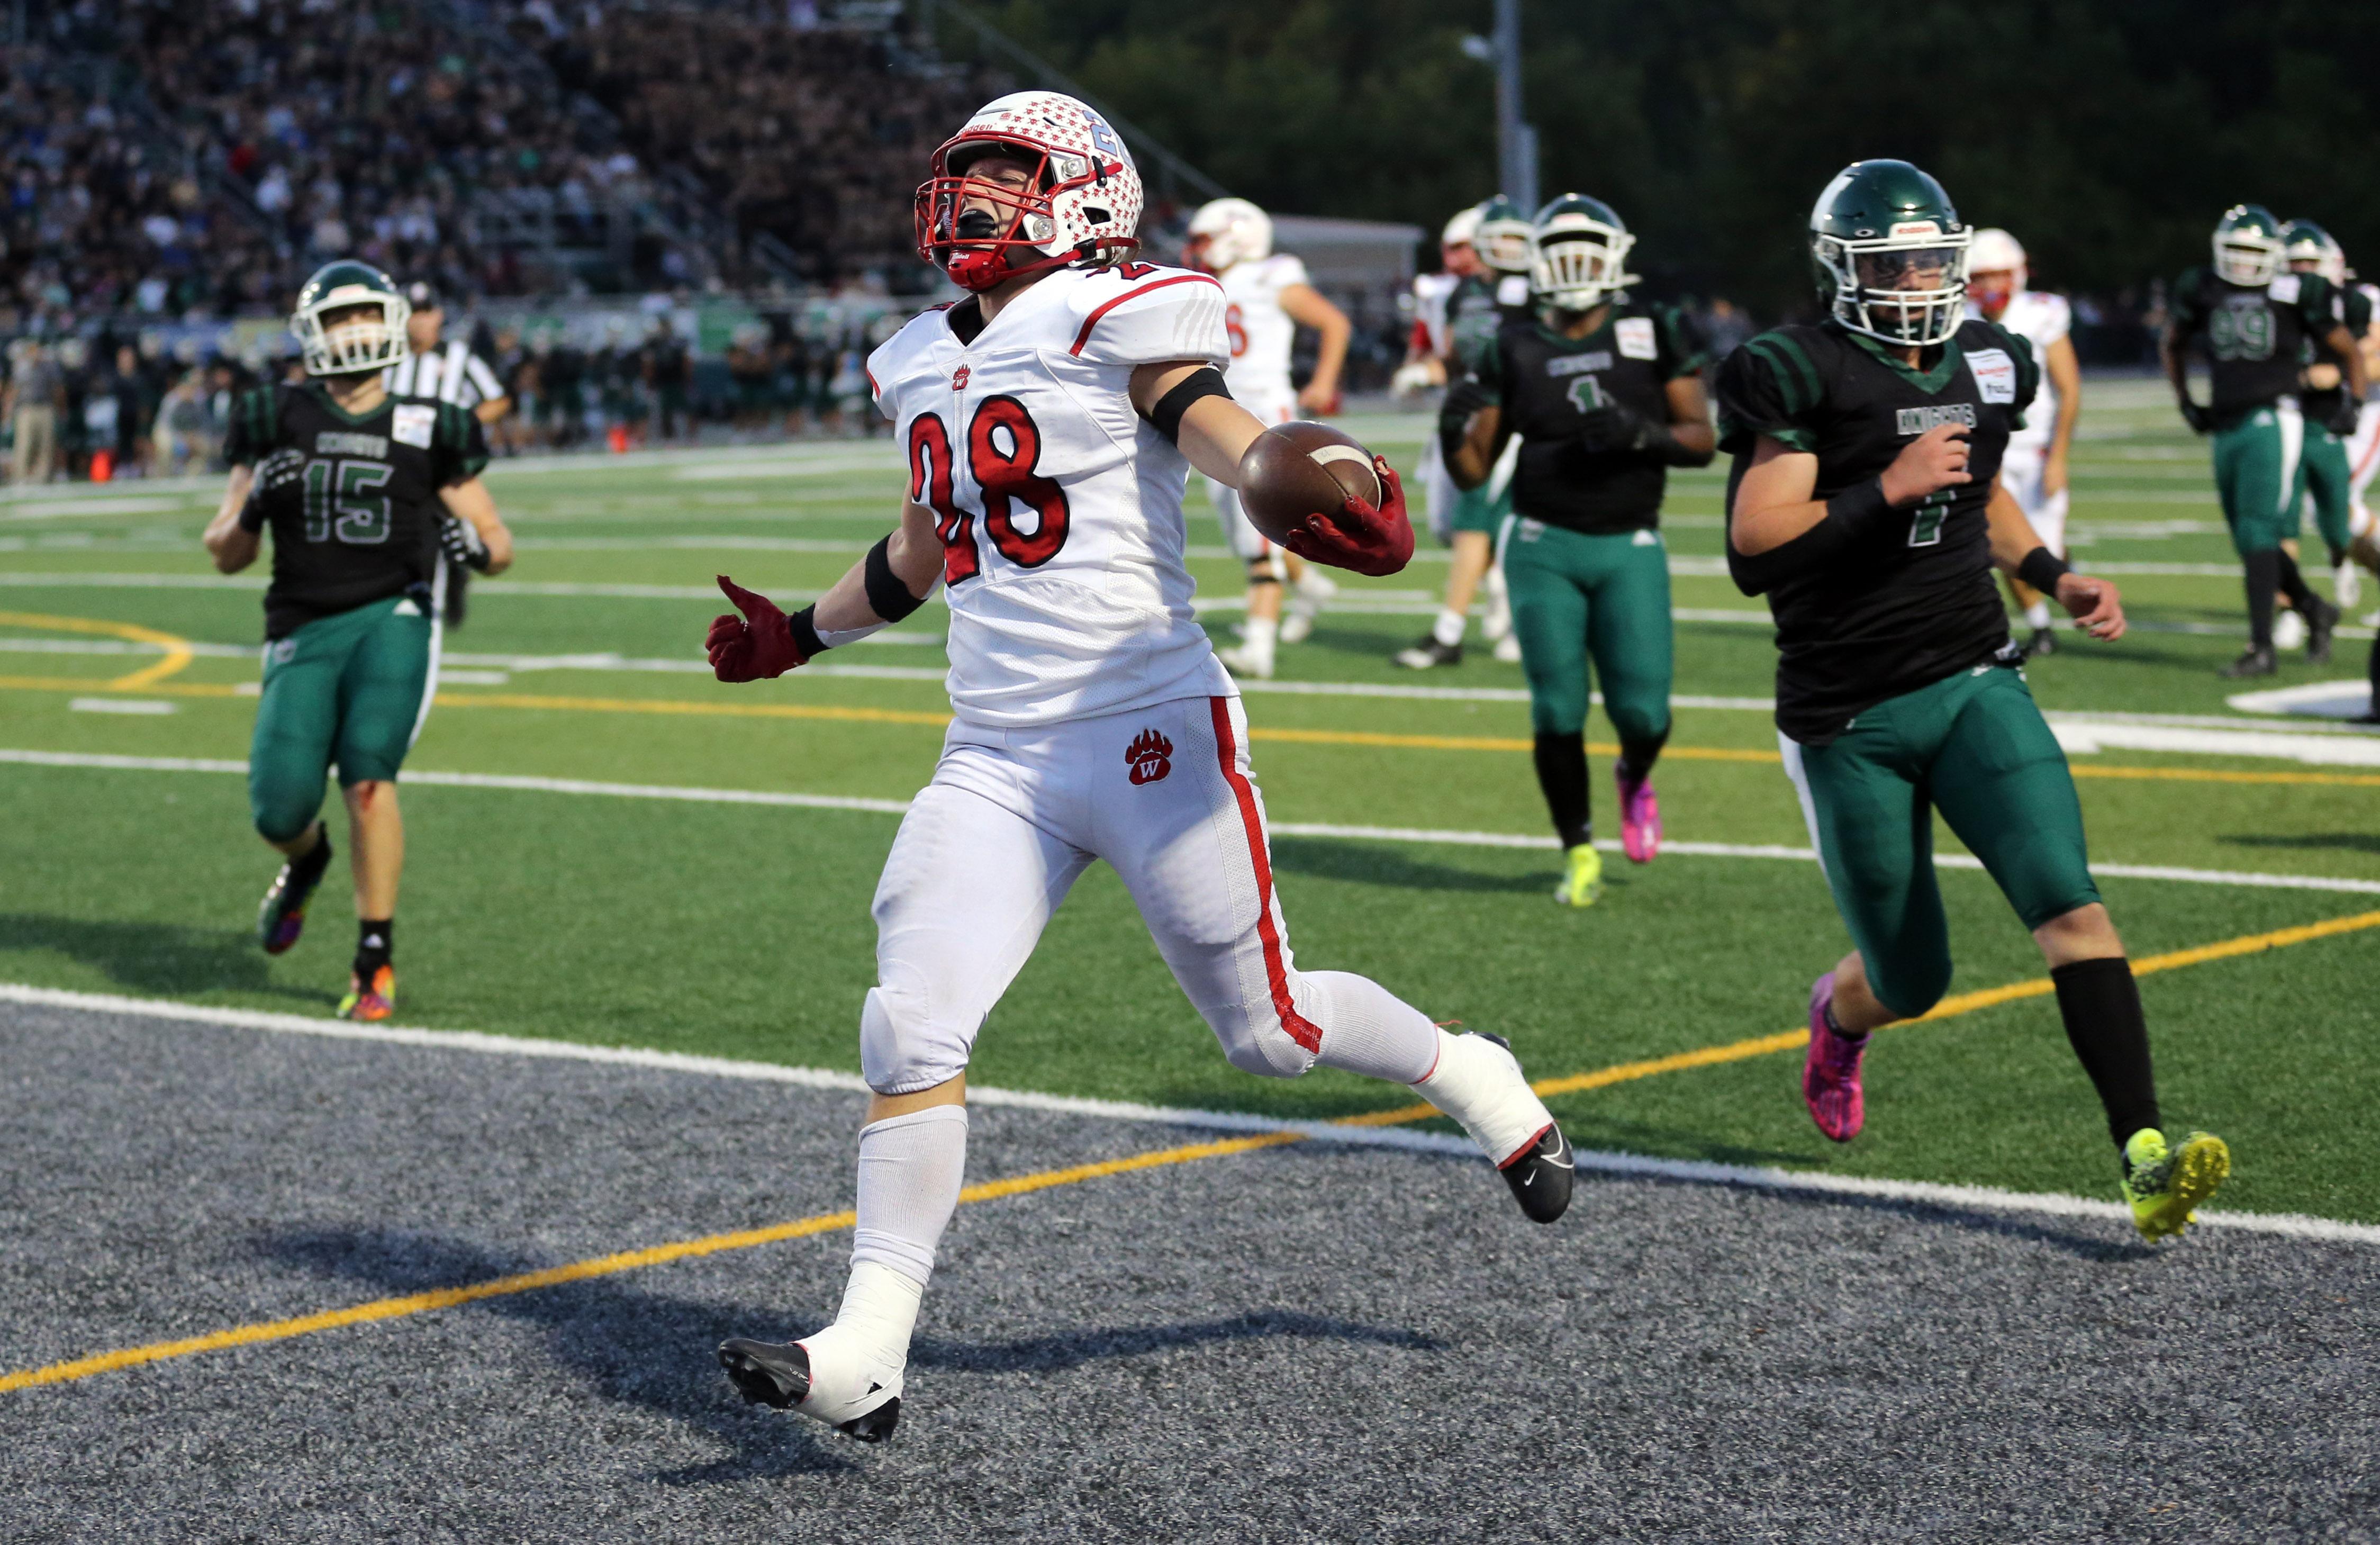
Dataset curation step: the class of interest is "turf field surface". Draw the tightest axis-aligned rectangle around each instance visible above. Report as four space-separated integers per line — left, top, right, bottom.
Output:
6 998 2375 1544
0 376 2375 1229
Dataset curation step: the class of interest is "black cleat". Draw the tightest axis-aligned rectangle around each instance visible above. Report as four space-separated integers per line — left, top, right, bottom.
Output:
256 832 332 955
718 1338 900 1442
2025 626 2057 658
2218 646 2277 679
1497 1121 1576 1224
2306 598 2340 664
1393 634 1463 669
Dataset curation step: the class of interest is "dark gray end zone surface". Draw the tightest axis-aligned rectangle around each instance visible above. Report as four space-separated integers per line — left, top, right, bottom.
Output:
2 1002 2374 1544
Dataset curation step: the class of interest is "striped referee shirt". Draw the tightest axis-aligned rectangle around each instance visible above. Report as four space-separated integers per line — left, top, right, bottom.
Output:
385 340 506 410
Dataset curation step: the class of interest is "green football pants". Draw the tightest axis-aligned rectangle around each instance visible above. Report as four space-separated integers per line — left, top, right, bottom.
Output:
249 594 437 842
1500 518 1673 740
1782 664 2101 1019
2212 404 2304 555
2291 419 2356 559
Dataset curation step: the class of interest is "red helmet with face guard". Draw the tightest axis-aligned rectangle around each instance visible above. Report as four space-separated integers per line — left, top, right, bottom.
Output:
913 91 1144 293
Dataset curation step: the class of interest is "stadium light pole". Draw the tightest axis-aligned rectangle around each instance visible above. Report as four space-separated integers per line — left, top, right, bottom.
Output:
1465 2 1539 213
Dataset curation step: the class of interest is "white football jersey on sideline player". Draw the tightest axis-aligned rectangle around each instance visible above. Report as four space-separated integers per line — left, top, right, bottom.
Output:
1995 291 2071 451
1411 271 1459 362
1217 252 1310 418
868 263 1235 728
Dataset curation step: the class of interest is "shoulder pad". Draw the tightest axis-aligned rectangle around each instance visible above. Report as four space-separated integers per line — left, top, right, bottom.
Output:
1063 264 1229 367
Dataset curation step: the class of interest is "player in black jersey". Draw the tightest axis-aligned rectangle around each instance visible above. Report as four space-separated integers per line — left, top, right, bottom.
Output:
201 261 514 1022
1717 160 2229 1242
2279 221 2370 607
1398 196 1539 669
1442 193 1713 905
2162 205 2368 676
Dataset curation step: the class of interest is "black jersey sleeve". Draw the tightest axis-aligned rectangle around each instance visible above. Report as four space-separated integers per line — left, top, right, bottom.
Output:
2167 268 2210 339
1713 328 1824 455
2293 273 2342 339
220 387 286 467
432 400 492 485
1472 327 1508 405
2346 286 2375 334
1975 320 2043 430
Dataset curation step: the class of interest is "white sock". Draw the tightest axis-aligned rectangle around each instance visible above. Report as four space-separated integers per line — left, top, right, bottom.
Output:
2024 600 2052 630
1239 615 1278 662
1410 1029 1554 1167
1431 608 1465 647
849 1104 968 1286
1306 970 1438 1083
797 1263 921 1421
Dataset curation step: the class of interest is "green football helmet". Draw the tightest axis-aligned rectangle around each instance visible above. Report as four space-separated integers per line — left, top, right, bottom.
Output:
1476 194 1535 274
1530 193 1639 312
2281 218 2346 284
1809 160 1969 347
2212 205 2285 288
289 260 411 376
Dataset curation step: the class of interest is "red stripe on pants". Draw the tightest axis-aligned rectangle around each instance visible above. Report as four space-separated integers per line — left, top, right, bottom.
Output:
1209 695 1323 1054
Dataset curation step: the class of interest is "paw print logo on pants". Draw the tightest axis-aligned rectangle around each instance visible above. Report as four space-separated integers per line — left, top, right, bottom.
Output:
1126 728 1173 785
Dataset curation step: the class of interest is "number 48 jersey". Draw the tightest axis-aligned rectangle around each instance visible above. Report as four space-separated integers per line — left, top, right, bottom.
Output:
223 382 488 640
868 263 1236 727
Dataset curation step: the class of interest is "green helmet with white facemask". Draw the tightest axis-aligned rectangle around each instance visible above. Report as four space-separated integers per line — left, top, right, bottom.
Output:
2211 205 2286 288
1808 160 1971 348
2281 218 2347 285
1530 193 1639 313
1476 195 1535 275
289 260 412 376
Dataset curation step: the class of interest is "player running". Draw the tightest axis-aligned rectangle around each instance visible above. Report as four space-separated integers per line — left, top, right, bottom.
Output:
1185 197 1351 679
2161 205 2368 676
201 261 513 1022
1440 194 1711 906
1398 195 1536 669
704 93 1575 1443
1965 229 2081 656
1718 160 2230 1244
2279 220 2372 621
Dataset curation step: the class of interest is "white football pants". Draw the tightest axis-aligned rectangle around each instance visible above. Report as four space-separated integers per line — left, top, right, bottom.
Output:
862 693 1441 1094
1998 444 2068 557
2347 401 2380 534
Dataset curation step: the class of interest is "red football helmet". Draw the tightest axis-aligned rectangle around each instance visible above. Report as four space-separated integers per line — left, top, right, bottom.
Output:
913 91 1144 293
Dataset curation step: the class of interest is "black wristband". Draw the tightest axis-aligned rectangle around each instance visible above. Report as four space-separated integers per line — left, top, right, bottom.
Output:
863 536 926 622
2017 545 2071 595
1144 366 1232 445
788 603 828 659
237 498 267 534
1824 476 1895 531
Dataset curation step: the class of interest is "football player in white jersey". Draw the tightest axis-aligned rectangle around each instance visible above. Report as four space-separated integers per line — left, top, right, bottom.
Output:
1184 197 1353 677
701 92 1575 1444
1967 229 2083 655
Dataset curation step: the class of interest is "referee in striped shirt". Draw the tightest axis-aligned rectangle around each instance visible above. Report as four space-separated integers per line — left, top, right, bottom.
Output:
386 283 510 427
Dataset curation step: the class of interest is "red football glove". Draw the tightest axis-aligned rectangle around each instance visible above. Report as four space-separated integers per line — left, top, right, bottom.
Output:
706 575 809 681
1280 456 1414 578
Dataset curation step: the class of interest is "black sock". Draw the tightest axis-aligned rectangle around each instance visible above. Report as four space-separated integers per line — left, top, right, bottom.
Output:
2243 550 2281 648
2049 956 2160 1151
291 826 332 880
355 918 394 979
2368 633 2380 701
1532 731 1591 849
1616 724 1671 785
1821 995 1866 1045
2275 549 2318 614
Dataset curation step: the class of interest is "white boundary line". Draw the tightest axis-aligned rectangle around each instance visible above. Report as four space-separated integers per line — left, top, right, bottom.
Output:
6 748 2376 895
3 981 2368 1245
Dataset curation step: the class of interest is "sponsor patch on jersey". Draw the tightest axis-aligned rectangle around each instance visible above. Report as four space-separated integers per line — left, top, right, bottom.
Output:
1966 348 2017 404
2270 274 2303 304
1615 318 1658 360
1544 351 1614 378
1126 727 1172 785
316 430 390 457
390 405 436 449
1894 402 1979 436
1496 275 1532 306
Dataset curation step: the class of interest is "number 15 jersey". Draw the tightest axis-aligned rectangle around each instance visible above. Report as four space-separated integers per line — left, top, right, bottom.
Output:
868 263 1236 728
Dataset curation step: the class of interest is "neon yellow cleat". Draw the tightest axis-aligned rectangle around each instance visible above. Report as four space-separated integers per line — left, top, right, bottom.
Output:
2121 1127 2230 1241
1553 843 1603 908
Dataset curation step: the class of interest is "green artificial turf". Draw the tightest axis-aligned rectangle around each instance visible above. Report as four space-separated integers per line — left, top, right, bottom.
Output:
1 379 2374 1221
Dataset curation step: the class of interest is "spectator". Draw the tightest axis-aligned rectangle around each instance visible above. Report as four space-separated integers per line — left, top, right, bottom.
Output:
5 338 64 484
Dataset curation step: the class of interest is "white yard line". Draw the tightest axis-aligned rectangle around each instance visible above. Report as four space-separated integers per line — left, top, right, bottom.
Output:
2 981 2368 1245
2 747 2372 893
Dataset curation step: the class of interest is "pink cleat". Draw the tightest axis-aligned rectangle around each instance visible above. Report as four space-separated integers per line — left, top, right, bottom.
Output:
1616 767 1662 863
1802 971 1867 1142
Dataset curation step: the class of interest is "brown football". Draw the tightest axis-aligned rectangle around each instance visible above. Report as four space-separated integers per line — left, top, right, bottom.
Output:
1237 421 1383 547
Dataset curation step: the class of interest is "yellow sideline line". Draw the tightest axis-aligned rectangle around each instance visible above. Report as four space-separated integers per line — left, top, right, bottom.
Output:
5 672 2377 788
0 610 192 690
4 908 2374 1398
